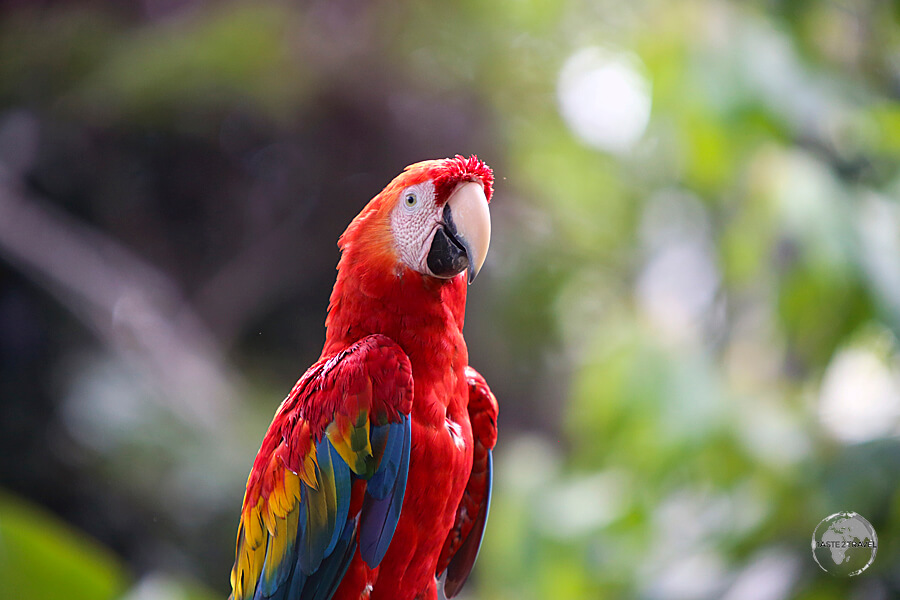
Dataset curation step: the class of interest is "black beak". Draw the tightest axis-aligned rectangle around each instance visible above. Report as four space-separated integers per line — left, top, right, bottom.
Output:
426 203 471 280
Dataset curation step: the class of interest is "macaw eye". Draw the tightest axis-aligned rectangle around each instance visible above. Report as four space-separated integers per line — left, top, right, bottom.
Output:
404 192 418 208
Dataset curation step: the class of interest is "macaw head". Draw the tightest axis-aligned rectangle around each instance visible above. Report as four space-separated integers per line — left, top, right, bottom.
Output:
339 155 493 285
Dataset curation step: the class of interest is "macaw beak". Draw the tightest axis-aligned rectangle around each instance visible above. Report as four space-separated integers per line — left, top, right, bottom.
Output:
426 182 491 284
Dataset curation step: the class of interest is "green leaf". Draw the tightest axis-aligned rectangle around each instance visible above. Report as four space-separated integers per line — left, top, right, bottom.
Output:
0 491 128 600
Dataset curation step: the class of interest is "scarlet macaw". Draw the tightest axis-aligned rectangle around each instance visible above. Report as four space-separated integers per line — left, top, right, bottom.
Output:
229 155 499 600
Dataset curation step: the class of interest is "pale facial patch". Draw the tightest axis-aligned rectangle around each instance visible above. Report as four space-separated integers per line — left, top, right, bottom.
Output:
390 180 443 274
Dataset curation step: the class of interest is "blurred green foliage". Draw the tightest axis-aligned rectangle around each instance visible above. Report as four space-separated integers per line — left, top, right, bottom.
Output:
0 1 899 599
0 490 225 600
0 493 127 600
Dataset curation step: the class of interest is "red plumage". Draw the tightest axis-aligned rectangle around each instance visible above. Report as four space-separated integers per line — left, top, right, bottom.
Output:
229 156 499 600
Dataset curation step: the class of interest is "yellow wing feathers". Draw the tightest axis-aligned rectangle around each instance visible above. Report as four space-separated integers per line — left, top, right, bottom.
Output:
232 454 304 599
327 408 374 477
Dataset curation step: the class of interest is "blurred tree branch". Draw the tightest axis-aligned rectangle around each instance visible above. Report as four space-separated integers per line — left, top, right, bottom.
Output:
0 164 238 430
192 189 321 351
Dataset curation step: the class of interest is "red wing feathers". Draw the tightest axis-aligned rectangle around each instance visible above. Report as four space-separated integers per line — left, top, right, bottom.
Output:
437 366 499 598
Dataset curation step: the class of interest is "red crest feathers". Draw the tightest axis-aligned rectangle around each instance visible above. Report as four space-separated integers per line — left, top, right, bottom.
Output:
406 154 494 205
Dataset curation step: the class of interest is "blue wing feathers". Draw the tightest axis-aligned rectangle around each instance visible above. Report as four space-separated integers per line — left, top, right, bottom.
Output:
485 451 493 528
299 479 326 574
279 501 308 600
279 514 357 600
282 568 307 600
325 441 351 556
368 424 389 478
261 557 300 600
303 517 359 600
367 420 404 499
359 415 411 567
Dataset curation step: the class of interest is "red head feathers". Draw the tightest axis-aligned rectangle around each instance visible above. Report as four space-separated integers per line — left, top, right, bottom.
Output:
406 155 494 206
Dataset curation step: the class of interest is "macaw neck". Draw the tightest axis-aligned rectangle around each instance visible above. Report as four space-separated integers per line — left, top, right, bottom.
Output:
322 254 469 384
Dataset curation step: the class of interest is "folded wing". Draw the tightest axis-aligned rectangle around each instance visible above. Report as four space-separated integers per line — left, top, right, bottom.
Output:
230 335 414 600
437 366 499 598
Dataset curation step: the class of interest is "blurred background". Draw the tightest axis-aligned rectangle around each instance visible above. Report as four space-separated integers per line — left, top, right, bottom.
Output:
1 0 899 599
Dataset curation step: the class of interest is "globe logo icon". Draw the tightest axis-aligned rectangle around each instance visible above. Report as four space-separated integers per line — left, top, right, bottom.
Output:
811 512 877 576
